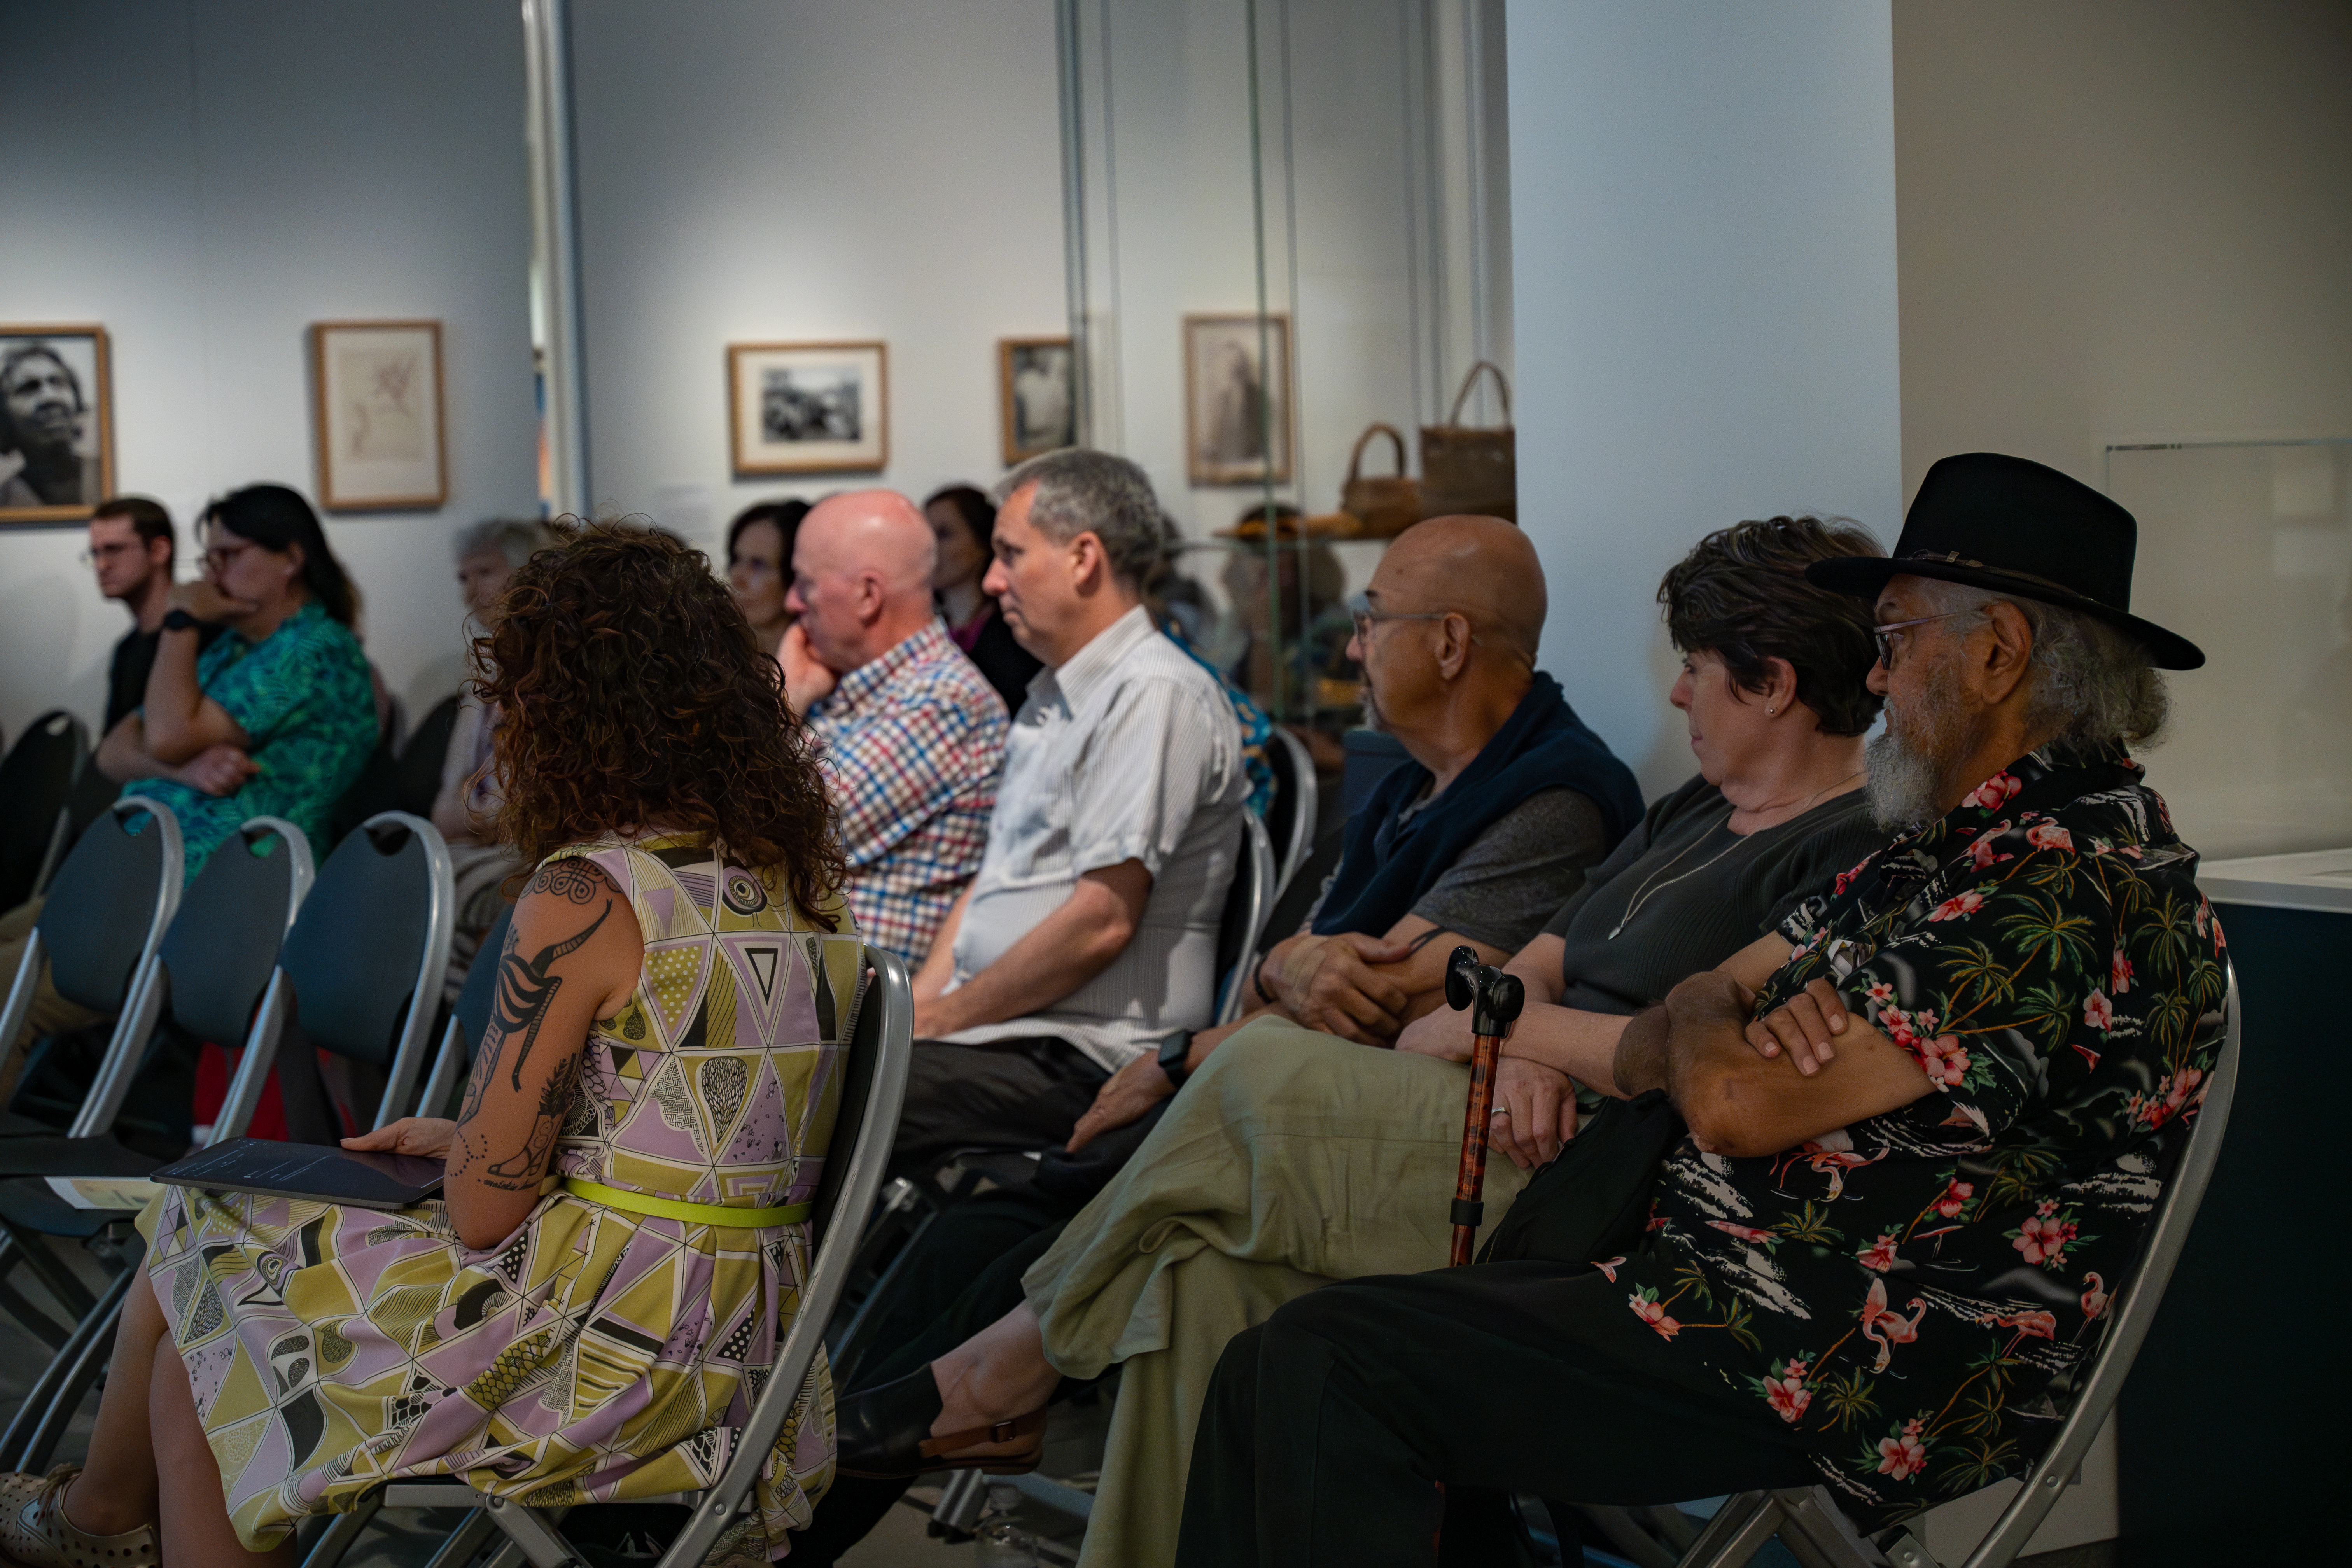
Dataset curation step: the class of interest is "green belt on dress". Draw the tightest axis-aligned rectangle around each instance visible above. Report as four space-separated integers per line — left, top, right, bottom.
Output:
562 1176 810 1228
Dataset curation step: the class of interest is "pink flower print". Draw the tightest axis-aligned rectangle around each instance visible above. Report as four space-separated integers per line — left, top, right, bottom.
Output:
1880 1007 1915 1045
1876 1427 1929 1480
1708 1221 1776 1245
2163 1066 2204 1121
1912 1009 1940 1035
2082 989 2114 1032
1928 889 1986 923
1856 1233 1900 1272
1859 1278 1926 1372
1932 1178 1974 1219
1591 1256 1626 1283
2110 951 2134 994
1864 979 1896 1007
2011 1205 2079 1269
1628 1288 1682 1340
1912 1033 1972 1089
2025 823 2074 852
1762 1360 1812 1424
1964 772 2022 812
1966 832 2014 871
2080 1273 2108 1321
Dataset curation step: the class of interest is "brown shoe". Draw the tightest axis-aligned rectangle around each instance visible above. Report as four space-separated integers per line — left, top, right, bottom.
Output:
0 1467 157 1568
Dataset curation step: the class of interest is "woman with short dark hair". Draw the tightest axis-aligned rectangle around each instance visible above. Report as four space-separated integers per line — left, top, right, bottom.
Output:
727 497 810 658
6 524 858 1568
924 483 1040 713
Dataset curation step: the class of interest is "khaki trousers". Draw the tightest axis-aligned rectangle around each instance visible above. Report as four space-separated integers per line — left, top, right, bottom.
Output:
1022 1017 1530 1568
0 897 111 1104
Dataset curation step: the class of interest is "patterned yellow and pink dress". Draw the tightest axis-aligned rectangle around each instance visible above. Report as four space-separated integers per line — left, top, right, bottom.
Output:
139 837 864 1558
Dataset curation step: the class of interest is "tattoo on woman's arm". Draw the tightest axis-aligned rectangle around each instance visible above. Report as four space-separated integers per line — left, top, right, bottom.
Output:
480 1053 583 1186
452 899 612 1181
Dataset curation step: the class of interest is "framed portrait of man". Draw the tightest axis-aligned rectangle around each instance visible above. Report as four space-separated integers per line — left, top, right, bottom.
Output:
312 320 447 511
729 341 889 475
999 336 1076 466
1183 313 1292 487
0 326 113 523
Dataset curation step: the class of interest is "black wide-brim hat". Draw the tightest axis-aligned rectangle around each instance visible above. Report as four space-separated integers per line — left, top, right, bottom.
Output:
1806 452 2205 670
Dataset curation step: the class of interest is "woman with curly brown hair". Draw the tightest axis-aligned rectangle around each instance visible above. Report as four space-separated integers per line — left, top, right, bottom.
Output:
2 525 857 1568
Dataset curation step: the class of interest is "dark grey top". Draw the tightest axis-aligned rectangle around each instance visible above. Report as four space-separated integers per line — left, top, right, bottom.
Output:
1541 774 1886 1017
1410 787 1612 950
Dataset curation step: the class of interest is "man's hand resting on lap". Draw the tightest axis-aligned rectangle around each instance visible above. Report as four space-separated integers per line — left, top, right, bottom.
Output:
1066 1056 1172 1152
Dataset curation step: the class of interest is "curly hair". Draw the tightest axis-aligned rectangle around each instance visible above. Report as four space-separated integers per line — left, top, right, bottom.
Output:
476 520 845 923
1659 515 1886 737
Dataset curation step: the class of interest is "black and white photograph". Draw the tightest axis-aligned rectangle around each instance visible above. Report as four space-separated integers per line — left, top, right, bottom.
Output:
0 326 112 522
311 319 447 511
999 336 1076 464
729 340 888 474
1183 312 1292 486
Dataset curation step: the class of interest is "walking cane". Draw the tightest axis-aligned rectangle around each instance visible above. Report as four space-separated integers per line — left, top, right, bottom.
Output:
1444 946 1525 1267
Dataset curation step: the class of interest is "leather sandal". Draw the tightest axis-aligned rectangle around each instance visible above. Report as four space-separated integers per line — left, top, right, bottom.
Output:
0 1466 158 1568
834 1366 1048 1480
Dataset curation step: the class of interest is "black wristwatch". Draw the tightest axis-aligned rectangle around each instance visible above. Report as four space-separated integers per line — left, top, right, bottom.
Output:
1156 1029 1196 1090
162 608 204 633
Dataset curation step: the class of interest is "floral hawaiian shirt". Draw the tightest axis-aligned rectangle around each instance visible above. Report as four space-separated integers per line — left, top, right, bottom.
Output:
1612 745 2227 1526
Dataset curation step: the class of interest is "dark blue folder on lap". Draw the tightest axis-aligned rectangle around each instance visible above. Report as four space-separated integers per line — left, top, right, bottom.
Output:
152 1137 444 1211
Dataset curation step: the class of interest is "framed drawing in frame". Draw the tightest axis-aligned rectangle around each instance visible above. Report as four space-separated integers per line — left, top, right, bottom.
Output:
311 320 446 511
0 325 113 522
999 336 1076 466
1183 313 1291 487
729 341 888 475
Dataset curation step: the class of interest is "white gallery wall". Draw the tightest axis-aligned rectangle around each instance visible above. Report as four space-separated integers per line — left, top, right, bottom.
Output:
565 0 1068 554
1504 0 1904 794
0 0 537 744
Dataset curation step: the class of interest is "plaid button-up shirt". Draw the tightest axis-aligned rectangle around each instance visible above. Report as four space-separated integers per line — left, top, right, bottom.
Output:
805 618 1009 958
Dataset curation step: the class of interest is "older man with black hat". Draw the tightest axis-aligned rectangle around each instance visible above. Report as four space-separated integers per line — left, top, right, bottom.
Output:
1175 454 2231 1566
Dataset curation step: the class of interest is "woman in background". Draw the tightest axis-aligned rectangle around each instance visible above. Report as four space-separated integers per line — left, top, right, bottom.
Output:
0 523 858 1568
728 498 811 658
924 483 1040 714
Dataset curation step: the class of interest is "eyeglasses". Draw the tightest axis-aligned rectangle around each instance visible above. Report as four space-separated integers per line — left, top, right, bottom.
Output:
203 539 257 574
1346 593 1449 642
78 542 140 567
1871 612 1970 668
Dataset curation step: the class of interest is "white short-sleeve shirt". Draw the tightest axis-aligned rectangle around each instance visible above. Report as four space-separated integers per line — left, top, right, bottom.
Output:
943 604 1247 1071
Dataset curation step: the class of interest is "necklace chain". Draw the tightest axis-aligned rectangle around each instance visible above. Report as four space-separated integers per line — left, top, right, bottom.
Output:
1604 768 1863 941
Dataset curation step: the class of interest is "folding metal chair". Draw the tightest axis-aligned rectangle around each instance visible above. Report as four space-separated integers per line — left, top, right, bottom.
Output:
1213 812 1279 1026
0 796 184 1145
299 945 916 1568
0 817 312 1464
1651 959 2242 1568
0 813 448 1469
1263 725 1318 903
0 710 93 915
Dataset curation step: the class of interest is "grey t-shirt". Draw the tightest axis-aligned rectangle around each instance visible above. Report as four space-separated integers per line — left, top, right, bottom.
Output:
1540 774 1887 1016
1409 787 1612 950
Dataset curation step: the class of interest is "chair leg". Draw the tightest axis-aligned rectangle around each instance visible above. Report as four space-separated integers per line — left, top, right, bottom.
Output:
18 1275 134 1472
479 1493 577 1568
0 1268 127 1469
295 1492 384 1568
0 1222 99 1322
1676 1492 1784 1568
1766 1488 1895 1568
0 1271 73 1351
1575 1505 1682 1568
418 1508 499 1568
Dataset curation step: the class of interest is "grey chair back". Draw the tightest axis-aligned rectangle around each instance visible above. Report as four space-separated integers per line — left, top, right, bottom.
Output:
0 711 89 912
1673 960 2243 1568
0 798 182 1113
1214 812 1279 1026
269 812 453 1130
1264 724 1318 902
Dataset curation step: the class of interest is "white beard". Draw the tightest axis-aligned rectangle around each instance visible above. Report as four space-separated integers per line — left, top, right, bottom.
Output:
1865 655 1966 830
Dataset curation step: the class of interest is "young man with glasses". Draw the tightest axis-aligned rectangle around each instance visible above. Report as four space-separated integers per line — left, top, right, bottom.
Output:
84 496 220 732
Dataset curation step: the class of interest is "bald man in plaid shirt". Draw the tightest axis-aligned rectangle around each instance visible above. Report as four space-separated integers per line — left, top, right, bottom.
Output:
780 490 1009 958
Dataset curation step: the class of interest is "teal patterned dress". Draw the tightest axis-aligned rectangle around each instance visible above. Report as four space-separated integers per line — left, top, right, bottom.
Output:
126 599 377 879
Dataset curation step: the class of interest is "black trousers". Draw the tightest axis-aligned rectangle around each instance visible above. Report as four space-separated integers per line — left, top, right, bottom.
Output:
1175 1262 1820 1568
887 1034 1109 1180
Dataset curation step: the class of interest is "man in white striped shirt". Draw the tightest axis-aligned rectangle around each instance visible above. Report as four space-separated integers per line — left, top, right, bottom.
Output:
899 450 1247 1175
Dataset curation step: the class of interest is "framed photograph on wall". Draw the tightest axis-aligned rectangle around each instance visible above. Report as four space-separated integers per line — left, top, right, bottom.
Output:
1183 313 1291 487
729 341 888 474
311 320 446 511
0 325 113 522
999 336 1076 466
